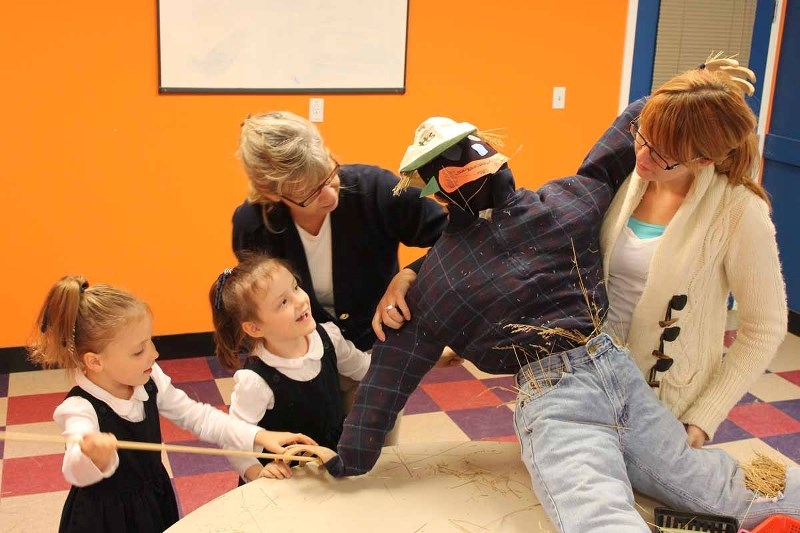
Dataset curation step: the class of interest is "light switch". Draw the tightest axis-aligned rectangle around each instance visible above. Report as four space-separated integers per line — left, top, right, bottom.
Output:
552 87 566 110
309 98 324 122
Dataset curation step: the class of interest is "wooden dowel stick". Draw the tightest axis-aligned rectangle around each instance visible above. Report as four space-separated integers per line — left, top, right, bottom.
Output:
0 430 320 464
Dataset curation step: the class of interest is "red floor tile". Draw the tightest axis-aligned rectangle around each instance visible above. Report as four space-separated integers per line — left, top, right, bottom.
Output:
778 370 800 388
6 392 67 425
157 359 213 384
422 380 502 412
160 416 197 443
173 471 238 516
727 403 800 438
2 453 70 496
159 405 230 443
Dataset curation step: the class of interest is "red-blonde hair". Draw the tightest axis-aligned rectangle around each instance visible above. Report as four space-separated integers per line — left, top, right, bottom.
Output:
639 68 768 205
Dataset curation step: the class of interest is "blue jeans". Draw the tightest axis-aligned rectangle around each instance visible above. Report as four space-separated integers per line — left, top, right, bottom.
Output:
513 334 800 533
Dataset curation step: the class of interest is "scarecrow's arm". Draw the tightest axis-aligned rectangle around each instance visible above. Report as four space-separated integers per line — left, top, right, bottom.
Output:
576 97 643 194
325 326 442 477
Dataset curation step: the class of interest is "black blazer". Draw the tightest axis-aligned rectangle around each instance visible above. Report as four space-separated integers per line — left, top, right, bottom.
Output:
232 164 447 350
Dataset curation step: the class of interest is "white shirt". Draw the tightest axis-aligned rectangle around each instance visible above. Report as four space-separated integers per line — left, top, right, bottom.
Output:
295 214 335 316
228 322 370 478
53 363 261 487
605 225 661 340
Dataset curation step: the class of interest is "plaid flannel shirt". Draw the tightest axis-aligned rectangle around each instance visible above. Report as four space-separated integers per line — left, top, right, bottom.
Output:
327 98 644 477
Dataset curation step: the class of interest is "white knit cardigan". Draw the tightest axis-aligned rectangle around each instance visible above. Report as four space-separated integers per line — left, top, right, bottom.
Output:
600 167 787 439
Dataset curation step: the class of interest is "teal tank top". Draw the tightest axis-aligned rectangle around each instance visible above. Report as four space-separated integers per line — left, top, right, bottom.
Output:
627 216 666 239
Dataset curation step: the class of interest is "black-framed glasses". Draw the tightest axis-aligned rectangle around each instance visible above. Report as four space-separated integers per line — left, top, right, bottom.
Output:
630 118 682 171
280 159 340 208
648 294 688 387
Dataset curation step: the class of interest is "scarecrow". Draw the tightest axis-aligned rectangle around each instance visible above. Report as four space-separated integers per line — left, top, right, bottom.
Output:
288 58 796 532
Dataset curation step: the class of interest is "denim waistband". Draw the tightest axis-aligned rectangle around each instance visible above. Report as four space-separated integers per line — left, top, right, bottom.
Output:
514 333 617 389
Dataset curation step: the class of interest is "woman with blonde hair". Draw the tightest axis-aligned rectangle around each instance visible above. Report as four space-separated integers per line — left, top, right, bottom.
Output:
232 111 447 352
601 56 787 448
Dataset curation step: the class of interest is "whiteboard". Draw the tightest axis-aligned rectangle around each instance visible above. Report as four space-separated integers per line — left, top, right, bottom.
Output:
157 0 408 93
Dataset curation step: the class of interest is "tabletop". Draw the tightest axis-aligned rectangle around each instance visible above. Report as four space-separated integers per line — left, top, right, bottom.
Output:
167 440 660 532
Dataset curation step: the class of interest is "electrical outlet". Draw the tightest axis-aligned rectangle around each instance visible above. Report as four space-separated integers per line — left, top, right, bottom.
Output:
552 87 566 110
309 98 324 122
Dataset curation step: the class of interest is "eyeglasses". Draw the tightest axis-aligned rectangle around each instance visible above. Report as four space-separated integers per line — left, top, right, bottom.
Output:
630 118 682 171
648 294 688 387
280 159 340 208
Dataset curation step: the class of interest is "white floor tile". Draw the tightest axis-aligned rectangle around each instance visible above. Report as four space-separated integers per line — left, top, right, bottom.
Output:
767 333 800 373
708 437 799 467
0 489 68 533
215 377 234 406
8 368 72 397
397 412 470 445
2 421 66 459
748 372 800 403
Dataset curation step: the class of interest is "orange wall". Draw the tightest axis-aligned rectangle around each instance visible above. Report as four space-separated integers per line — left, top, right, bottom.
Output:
0 2 629 348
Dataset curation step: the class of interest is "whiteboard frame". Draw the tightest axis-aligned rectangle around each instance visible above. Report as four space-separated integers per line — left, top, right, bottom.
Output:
156 0 409 94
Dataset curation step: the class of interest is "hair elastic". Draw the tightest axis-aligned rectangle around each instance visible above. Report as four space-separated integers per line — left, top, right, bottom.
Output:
213 269 233 311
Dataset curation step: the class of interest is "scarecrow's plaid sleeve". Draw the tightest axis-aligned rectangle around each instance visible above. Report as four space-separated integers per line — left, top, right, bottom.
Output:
328 325 442 477
324 98 642 478
577 96 644 194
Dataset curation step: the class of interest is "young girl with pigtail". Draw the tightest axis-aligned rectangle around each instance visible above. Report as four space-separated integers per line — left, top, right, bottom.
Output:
29 276 315 533
209 255 370 483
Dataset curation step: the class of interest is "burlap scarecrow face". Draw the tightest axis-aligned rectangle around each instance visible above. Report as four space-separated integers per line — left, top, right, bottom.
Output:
415 135 508 198
396 116 508 201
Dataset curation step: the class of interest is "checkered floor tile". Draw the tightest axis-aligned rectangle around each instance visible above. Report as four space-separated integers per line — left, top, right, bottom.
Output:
0 333 798 531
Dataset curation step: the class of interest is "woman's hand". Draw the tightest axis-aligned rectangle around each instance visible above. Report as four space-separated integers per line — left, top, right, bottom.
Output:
79 432 118 472
685 425 708 448
372 268 417 341
255 430 317 454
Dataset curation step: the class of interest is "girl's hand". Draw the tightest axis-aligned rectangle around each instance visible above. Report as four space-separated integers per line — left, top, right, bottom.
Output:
79 432 118 472
258 461 293 480
372 268 417 341
255 430 317 455
686 425 708 448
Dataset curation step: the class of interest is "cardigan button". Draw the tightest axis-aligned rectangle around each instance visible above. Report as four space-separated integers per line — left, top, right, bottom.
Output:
339 313 350 320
